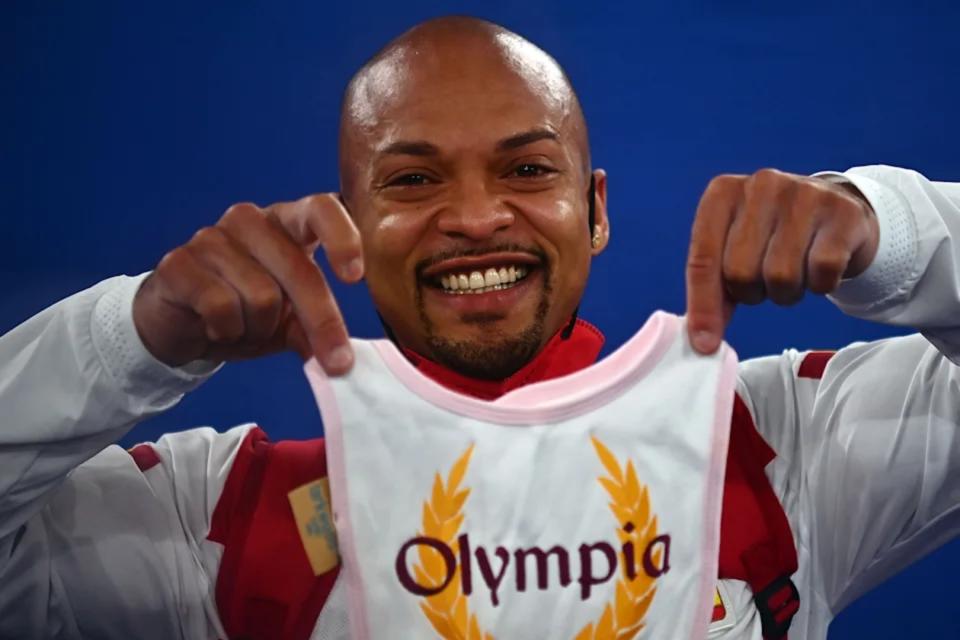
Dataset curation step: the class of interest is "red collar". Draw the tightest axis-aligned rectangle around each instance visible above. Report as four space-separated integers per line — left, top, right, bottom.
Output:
401 319 605 400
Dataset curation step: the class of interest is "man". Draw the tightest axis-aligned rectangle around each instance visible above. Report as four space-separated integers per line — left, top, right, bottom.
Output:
1 15 958 640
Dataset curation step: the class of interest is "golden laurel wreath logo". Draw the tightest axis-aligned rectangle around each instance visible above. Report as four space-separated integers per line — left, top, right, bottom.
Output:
412 438 660 640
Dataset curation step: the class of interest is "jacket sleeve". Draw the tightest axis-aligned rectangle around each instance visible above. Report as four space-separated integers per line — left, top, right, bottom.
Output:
0 274 217 538
0 274 235 638
738 336 960 624
737 166 960 624
824 164 960 361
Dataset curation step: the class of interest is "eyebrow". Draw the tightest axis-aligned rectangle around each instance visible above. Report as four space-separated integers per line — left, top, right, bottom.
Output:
380 140 440 156
378 128 560 157
496 128 559 152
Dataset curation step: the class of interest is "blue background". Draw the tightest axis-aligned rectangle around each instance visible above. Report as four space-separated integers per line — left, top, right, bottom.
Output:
4 2 959 637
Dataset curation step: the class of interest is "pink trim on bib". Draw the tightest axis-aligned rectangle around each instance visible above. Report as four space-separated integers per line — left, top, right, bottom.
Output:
690 343 738 640
303 363 371 640
372 311 679 425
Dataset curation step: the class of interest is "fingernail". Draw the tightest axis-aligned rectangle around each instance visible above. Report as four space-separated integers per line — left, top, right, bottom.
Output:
324 344 354 372
693 331 718 354
343 258 364 281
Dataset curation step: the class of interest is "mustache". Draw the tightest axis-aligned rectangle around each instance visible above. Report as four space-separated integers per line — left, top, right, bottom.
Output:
414 244 547 278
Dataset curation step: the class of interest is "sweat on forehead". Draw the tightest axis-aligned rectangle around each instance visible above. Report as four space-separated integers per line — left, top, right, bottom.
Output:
338 16 590 191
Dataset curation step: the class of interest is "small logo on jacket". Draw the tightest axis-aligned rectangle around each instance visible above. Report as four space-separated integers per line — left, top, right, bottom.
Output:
289 477 340 575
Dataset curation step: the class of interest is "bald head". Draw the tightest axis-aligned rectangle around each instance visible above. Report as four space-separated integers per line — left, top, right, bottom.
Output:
338 16 590 198
331 17 610 380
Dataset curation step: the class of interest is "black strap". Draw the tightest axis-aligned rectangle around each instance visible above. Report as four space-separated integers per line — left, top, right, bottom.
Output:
752 573 800 640
560 308 579 339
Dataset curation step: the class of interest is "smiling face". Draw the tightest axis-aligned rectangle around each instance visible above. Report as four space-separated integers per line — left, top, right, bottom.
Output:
339 19 609 380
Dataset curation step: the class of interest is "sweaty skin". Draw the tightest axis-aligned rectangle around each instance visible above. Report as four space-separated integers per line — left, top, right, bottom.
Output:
131 16 877 377
338 18 605 379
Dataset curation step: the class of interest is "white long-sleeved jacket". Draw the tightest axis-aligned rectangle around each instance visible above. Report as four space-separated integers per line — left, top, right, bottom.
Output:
0 165 958 640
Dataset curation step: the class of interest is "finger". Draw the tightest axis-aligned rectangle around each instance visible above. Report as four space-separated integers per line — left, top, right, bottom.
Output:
762 200 819 306
202 301 304 362
156 246 245 344
806 222 855 294
218 203 354 374
188 226 285 345
267 194 364 283
687 176 743 354
722 170 790 305
282 308 313 361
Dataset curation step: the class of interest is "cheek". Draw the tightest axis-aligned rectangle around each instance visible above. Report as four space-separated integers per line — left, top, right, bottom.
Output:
524 188 586 234
361 207 435 301
367 211 428 261
522 195 593 321
523 196 591 272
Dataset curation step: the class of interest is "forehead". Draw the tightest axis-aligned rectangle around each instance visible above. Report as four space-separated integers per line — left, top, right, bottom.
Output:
346 35 576 151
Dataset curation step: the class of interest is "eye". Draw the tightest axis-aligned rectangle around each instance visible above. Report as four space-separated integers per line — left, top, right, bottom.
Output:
385 173 433 187
510 163 556 178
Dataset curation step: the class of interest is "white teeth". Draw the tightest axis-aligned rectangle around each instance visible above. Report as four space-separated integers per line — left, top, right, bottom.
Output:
437 264 532 292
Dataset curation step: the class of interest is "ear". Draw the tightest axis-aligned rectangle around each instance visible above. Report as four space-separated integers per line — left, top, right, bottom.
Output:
590 169 610 255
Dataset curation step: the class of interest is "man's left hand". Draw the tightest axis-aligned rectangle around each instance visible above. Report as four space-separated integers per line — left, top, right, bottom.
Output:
685 169 879 354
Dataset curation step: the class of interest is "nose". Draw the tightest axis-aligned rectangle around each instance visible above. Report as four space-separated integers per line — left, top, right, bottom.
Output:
435 182 515 241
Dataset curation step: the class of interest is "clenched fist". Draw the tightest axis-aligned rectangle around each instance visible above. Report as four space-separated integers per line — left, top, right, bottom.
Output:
685 169 879 354
133 194 363 374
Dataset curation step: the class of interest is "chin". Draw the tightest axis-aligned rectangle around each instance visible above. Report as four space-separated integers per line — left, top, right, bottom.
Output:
422 314 547 381
412 267 554 379
430 308 540 344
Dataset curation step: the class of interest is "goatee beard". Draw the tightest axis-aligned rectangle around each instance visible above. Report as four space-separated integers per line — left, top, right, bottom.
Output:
418 275 551 381
424 304 548 380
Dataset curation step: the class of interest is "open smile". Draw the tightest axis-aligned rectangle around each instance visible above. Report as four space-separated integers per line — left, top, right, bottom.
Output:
421 252 542 296
434 264 531 294
419 252 544 314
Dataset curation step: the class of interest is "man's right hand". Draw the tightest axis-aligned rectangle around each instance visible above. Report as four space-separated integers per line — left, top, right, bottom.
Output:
132 194 363 375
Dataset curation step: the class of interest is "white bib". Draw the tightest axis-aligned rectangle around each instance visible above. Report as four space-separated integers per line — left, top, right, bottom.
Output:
306 311 737 640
